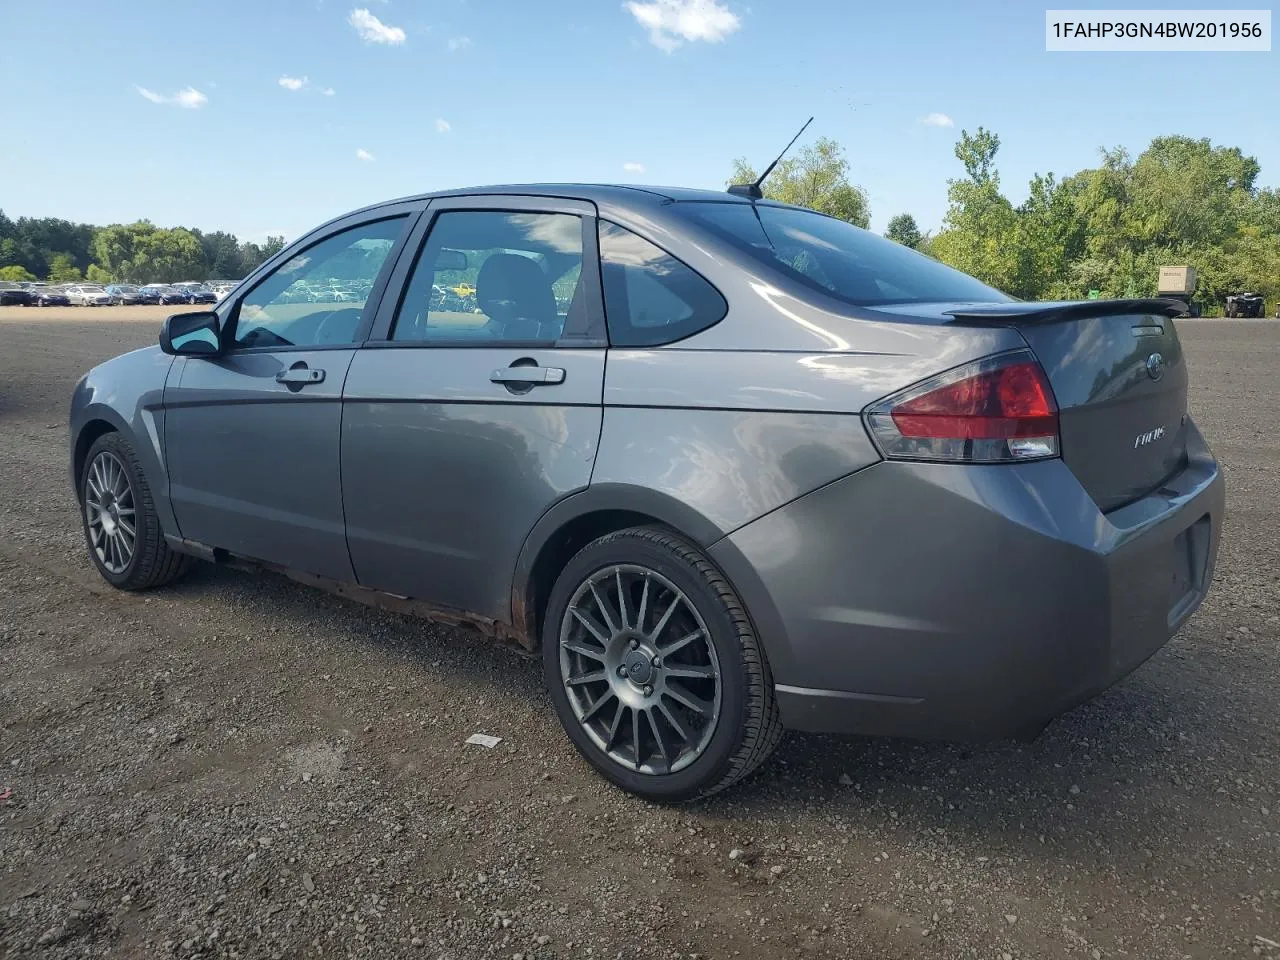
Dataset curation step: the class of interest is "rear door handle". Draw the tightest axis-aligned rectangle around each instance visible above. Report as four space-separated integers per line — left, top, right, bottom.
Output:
276 366 325 385
489 367 566 386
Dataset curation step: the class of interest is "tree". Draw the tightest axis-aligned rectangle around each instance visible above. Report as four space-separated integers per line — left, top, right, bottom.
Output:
930 129 1021 293
85 264 114 284
201 230 245 279
92 222 204 283
955 127 1001 184
47 253 82 283
0 265 36 282
238 235 286 275
730 137 870 227
884 214 924 249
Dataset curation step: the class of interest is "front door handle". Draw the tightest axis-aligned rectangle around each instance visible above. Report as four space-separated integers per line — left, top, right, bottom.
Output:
276 365 325 385
489 366 566 386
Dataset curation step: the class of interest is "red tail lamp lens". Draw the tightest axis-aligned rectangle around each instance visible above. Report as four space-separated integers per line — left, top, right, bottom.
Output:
890 361 1058 440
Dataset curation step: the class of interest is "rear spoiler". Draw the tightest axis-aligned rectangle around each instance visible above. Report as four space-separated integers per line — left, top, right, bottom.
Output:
945 298 1188 325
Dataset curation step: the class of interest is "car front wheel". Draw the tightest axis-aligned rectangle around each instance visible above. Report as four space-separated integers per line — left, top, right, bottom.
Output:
80 432 191 590
543 526 782 802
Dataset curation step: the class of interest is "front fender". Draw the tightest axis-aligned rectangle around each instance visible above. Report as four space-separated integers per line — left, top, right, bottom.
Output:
70 347 179 536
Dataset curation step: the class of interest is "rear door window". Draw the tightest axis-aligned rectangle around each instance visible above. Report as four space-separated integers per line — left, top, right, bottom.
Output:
391 210 586 344
597 221 726 347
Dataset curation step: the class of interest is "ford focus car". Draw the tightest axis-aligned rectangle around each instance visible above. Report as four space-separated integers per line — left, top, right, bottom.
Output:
66 284 114 306
68 184 1223 801
105 284 146 305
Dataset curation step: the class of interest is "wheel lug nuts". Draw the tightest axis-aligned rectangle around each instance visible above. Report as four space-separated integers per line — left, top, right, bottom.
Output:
651 656 662 668
643 685 653 697
629 638 639 650
617 665 628 678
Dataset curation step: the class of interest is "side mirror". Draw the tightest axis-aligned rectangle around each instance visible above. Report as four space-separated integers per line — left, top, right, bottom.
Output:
160 310 222 356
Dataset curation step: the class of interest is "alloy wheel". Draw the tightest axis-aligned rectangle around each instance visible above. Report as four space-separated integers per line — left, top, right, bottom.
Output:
558 564 722 775
85 451 137 574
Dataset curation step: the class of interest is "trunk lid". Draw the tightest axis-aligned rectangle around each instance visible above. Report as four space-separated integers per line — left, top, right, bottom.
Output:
943 300 1189 512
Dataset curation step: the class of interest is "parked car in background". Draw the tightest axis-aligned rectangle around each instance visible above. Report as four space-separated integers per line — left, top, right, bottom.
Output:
209 280 240 301
105 284 146 305
66 284 114 306
31 286 72 307
140 284 192 305
68 184 1228 801
0 281 35 305
172 282 218 305
1225 292 1264 318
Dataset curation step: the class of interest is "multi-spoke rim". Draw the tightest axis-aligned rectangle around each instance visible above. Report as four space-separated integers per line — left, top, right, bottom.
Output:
85 451 136 575
559 564 722 776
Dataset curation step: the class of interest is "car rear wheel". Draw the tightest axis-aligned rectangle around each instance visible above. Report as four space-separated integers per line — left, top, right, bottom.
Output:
80 432 191 590
543 526 782 802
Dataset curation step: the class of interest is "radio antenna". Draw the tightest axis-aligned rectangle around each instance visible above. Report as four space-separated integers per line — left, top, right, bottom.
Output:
728 117 814 200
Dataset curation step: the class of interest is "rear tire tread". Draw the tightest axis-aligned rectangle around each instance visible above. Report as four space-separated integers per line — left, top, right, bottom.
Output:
569 525 782 800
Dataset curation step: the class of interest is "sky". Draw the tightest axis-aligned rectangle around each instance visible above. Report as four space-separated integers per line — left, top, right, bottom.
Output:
1 0 1275 240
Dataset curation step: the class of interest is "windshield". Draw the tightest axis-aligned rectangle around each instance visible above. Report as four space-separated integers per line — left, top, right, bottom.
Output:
678 202 1009 307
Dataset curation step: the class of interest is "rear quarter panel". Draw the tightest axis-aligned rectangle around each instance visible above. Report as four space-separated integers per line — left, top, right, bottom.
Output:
595 354 881 534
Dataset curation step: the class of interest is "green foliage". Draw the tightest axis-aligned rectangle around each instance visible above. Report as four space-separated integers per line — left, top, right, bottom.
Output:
885 214 924 249
929 132 1278 312
954 127 1001 185
92 222 207 284
731 137 870 227
0 264 37 282
47 253 82 283
0 207 286 284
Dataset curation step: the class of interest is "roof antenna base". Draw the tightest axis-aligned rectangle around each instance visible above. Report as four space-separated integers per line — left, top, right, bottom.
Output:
727 116 814 200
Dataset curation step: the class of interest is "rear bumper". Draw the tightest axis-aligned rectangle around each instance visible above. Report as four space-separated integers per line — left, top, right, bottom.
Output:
710 418 1224 739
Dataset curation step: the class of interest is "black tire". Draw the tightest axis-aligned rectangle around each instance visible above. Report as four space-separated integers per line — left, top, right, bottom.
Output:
543 526 782 802
79 432 191 590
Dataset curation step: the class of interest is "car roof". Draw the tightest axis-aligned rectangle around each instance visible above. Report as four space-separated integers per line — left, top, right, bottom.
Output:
337 182 798 222
419 183 757 205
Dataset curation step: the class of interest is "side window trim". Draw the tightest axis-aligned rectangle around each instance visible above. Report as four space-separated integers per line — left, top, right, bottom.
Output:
365 197 606 348
221 206 424 353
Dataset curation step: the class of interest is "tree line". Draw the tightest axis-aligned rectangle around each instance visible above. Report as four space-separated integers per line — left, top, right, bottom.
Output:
0 212 285 285
734 131 1278 313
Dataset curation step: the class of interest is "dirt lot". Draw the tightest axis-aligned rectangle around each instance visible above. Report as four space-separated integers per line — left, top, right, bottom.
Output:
1 306 1278 960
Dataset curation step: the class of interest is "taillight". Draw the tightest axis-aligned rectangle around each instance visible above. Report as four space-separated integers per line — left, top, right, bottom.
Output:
865 351 1059 463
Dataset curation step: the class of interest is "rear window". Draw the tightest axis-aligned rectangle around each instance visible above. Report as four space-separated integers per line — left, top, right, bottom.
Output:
677 202 1009 307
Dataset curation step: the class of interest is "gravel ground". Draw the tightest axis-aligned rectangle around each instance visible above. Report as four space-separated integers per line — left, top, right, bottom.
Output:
1 306 1278 960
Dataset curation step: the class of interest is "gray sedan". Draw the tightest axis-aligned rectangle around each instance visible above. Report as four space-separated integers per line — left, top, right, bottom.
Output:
68 184 1224 801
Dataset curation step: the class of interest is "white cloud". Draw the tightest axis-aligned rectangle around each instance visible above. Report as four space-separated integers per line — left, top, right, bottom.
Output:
435 118 451 133
447 35 472 52
622 161 646 174
135 85 208 109
918 112 955 128
321 87 336 96
279 75 308 91
356 148 375 162
623 0 741 52
349 7 406 44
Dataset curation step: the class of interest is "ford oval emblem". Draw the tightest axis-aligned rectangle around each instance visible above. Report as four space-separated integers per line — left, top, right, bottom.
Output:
1146 352 1165 381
